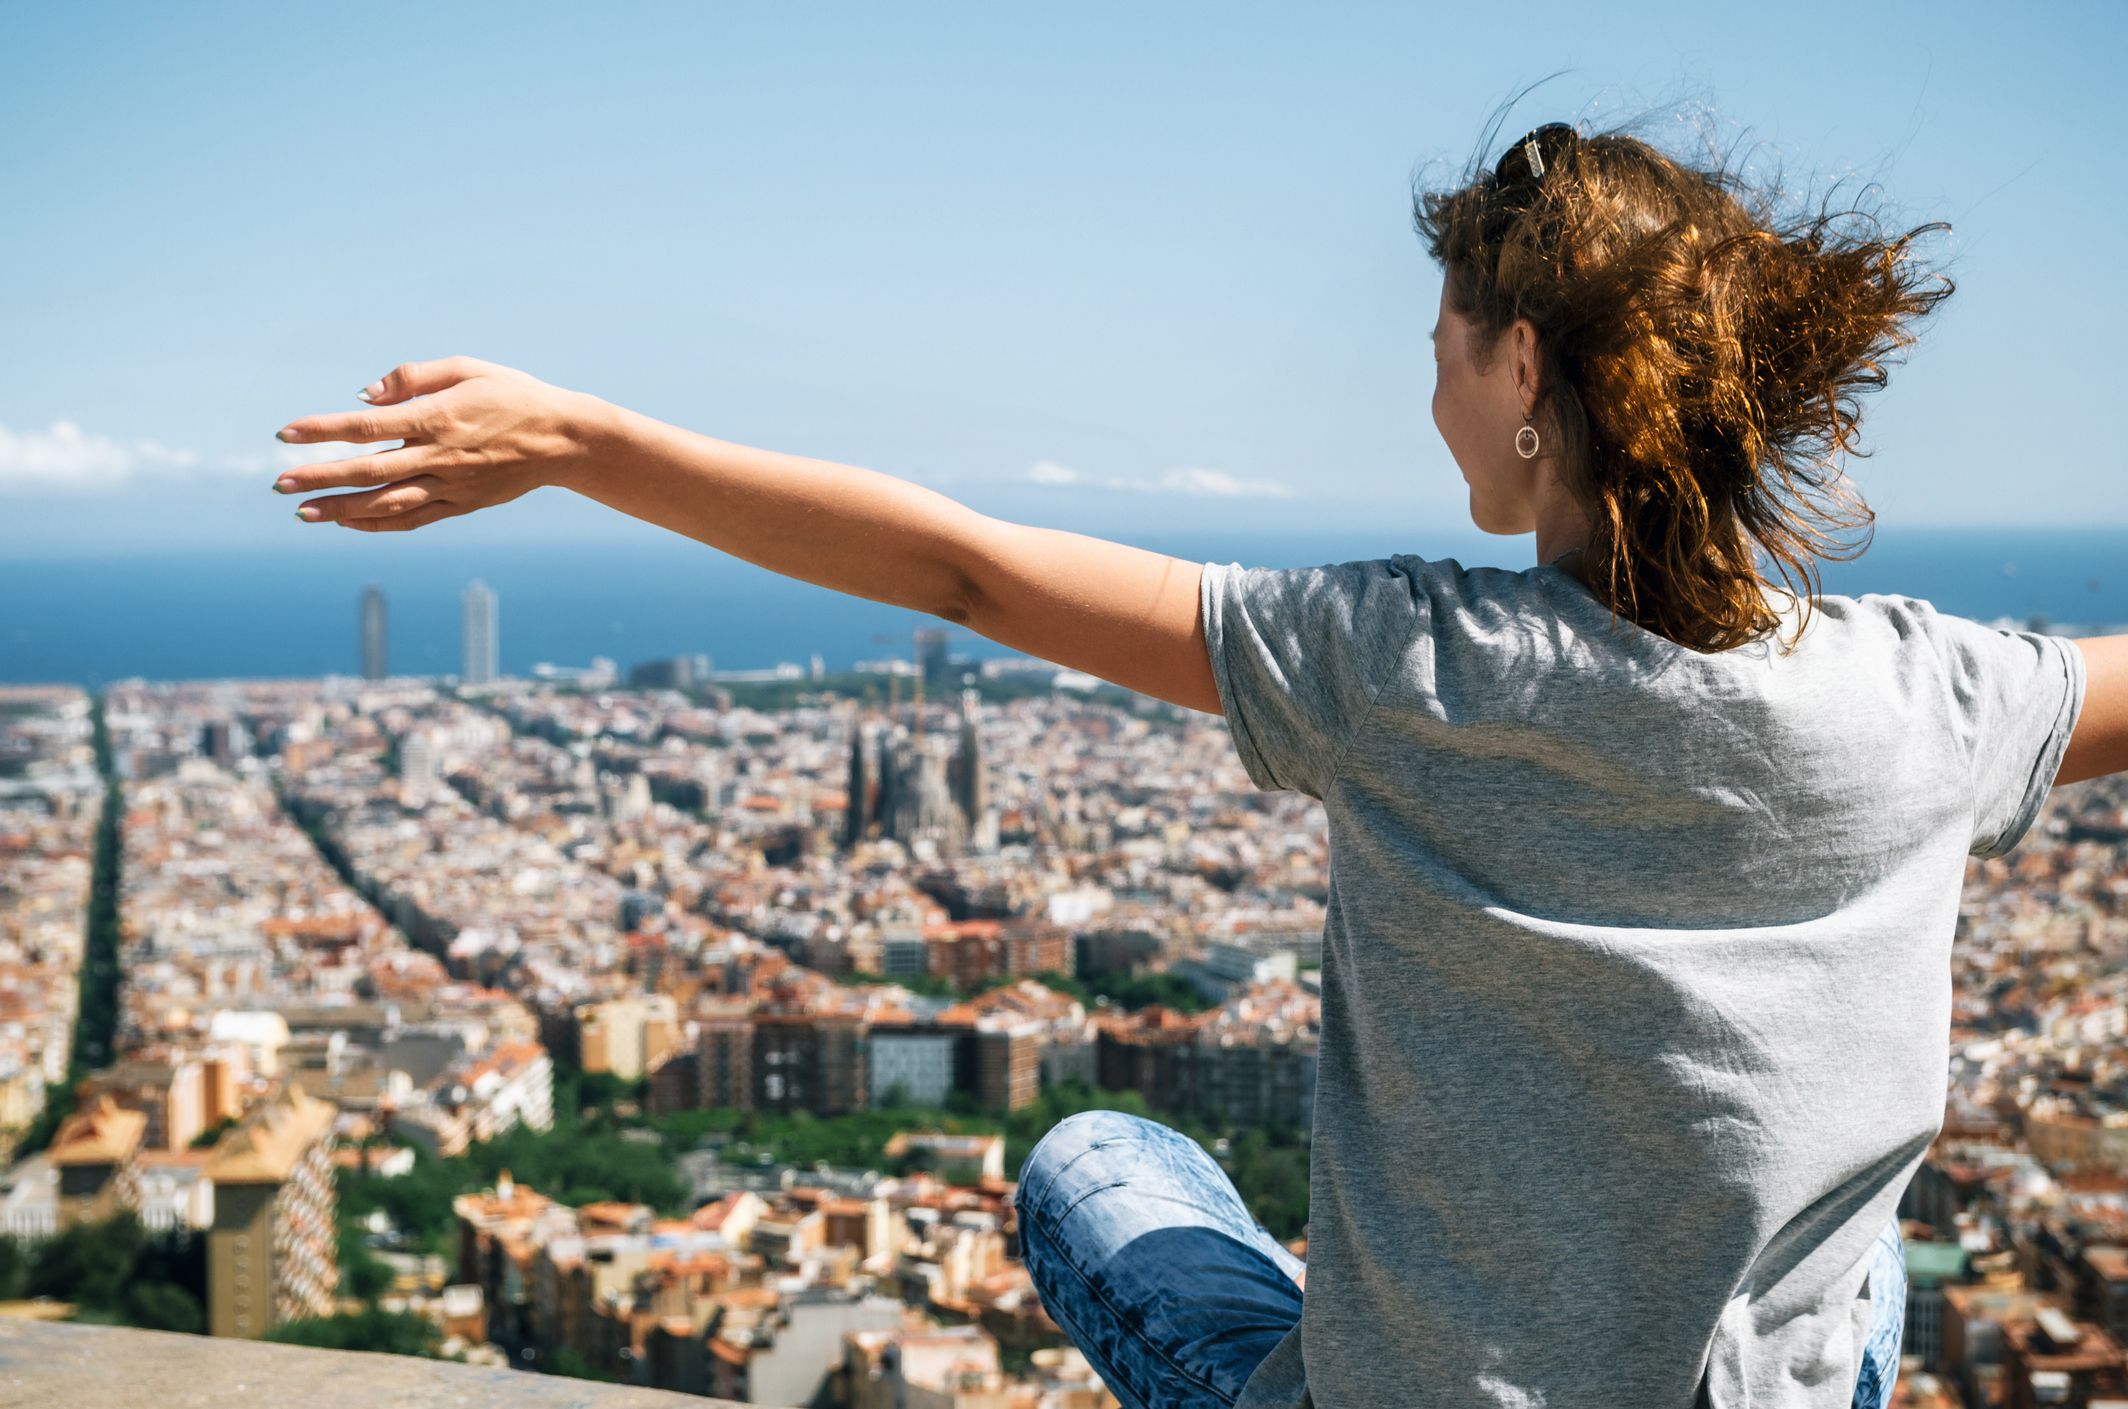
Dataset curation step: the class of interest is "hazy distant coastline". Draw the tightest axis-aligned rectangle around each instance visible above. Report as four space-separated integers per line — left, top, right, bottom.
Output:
4 526 2123 688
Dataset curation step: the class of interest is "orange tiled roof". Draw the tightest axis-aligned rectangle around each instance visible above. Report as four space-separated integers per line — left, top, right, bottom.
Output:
692 1196 739 1230
49 1095 148 1167
203 1083 337 1183
579 1200 648 1228
923 920 1004 940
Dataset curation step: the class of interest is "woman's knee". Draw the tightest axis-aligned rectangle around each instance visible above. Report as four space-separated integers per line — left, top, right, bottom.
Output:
1015 1109 1172 1221
1872 1218 1908 1305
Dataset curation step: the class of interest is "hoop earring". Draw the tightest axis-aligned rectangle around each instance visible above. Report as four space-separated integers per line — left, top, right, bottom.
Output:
1515 420 1541 460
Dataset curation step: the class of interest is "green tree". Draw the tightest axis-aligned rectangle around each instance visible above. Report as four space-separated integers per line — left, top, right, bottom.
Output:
0 1235 29 1301
22 696 123 1157
189 1115 239 1149
337 1220 395 1303
30 1214 148 1308
121 1280 205 1334
12 1212 208 1331
835 970 962 1000
542 1346 614 1381
264 1307 442 1357
335 1145 476 1258
888 1143 936 1178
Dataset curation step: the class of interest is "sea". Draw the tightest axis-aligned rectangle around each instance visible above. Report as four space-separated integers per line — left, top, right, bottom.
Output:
3 526 2125 688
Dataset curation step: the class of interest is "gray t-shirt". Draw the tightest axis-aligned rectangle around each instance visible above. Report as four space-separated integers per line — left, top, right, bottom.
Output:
1198 553 2086 1409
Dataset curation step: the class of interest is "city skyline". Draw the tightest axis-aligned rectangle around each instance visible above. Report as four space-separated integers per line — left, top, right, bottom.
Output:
10 521 2128 690
340 577 1004 688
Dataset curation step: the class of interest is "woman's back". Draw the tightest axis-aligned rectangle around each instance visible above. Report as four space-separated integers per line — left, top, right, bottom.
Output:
268 94 2126 1409
1200 551 2086 1408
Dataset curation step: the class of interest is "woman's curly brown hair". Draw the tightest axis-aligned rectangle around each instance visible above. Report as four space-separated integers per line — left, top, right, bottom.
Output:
1414 111 1956 654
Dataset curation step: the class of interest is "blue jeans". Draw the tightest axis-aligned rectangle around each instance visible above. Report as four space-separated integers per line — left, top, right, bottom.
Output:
1012 1110 1908 1409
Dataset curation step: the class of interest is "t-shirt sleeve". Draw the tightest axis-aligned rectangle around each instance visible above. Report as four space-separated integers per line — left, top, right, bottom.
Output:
1917 604 2088 859
1198 556 1428 799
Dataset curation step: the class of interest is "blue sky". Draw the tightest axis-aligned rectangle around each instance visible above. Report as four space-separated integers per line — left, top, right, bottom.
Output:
3 1 2123 563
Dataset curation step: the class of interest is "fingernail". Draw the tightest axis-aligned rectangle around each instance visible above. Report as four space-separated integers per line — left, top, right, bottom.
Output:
273 478 294 494
296 506 319 521
276 428 298 443
356 382 383 402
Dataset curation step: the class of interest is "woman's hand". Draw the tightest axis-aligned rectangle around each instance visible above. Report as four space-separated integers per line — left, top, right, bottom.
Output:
272 356 607 532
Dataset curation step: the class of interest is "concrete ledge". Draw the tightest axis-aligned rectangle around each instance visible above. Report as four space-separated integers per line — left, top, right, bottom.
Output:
0 1319 754 1408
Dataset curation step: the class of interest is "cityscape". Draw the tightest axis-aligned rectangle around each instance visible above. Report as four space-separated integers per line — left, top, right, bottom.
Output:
0 580 1325 1406
7 3 2124 1402
3 578 2127 1406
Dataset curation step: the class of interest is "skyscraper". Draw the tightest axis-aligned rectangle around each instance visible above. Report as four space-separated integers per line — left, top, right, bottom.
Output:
359 584 388 680
915 627 950 686
462 579 498 685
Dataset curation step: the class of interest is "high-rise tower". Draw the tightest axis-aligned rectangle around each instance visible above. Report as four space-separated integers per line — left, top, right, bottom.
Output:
915 627 950 686
462 579 498 685
359 584 388 680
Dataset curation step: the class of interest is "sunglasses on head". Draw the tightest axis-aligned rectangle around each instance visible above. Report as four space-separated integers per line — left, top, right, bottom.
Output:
1494 122 1579 189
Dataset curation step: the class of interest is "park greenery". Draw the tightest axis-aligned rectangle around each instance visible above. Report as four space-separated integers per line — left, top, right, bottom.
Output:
333 1059 1310 1270
264 1305 441 1357
1015 967 1217 1014
316 1061 1308 1358
0 1211 206 1332
16 691 122 1157
3 1050 1308 1365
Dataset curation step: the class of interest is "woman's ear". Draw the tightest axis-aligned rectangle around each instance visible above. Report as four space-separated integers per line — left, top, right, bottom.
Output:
1511 317 1544 415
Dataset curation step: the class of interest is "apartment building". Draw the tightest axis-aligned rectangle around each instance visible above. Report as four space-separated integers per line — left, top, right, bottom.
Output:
205 1083 339 1337
49 1094 146 1227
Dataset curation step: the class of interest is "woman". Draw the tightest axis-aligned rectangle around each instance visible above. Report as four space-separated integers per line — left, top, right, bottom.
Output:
272 118 2121 1407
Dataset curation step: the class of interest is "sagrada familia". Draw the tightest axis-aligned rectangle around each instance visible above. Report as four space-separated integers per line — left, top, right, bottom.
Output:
841 680 995 860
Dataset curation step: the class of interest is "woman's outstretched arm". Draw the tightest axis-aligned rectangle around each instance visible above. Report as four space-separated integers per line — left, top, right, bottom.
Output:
567 396 1222 715
2063 636 2128 786
273 356 1222 716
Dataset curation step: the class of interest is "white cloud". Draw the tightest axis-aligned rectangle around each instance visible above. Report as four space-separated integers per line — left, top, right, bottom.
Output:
1153 465 1293 498
1022 459 1293 499
0 420 366 494
1026 459 1083 486
0 420 200 493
